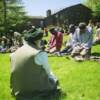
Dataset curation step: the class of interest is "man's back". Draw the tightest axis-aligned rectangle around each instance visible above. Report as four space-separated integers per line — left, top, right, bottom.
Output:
10 44 55 96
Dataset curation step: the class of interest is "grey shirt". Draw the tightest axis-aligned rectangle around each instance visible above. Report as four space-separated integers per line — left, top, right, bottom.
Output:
73 28 93 49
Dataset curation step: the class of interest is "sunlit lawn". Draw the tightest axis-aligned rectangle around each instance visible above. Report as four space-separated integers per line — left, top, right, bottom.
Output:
0 44 100 100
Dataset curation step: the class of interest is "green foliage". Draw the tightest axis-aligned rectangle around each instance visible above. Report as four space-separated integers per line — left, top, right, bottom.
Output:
84 0 100 17
0 0 27 33
7 4 27 31
93 4 100 16
0 1 4 32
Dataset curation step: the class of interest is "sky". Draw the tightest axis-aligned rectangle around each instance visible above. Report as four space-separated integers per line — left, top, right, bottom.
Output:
23 0 83 17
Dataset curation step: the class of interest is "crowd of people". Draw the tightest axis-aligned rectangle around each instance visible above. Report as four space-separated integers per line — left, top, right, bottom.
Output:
0 31 22 53
0 21 100 99
46 22 100 61
0 21 100 56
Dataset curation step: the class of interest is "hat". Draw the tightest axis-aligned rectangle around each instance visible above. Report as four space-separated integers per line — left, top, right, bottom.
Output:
24 29 43 43
49 27 57 35
2 36 6 39
68 24 75 33
79 22 86 29
69 24 75 29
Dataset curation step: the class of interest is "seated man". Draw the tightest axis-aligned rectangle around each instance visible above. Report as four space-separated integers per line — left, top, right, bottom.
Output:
71 22 93 58
10 28 60 99
57 24 76 56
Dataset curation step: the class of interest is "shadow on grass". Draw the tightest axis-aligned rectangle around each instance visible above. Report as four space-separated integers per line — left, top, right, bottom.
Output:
16 90 67 100
91 52 100 56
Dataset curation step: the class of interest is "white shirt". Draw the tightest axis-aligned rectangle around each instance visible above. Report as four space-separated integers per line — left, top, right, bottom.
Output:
73 28 93 49
66 33 75 46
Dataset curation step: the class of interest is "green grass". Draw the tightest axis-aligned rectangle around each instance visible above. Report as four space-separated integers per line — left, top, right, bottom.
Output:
0 54 15 100
0 45 100 100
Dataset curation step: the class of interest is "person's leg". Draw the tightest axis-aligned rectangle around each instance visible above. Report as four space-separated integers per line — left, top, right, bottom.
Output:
60 46 70 54
67 47 73 54
49 47 57 53
71 46 81 57
80 48 91 60
80 48 90 56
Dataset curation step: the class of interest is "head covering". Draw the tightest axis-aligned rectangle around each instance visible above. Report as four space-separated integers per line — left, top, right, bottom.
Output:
49 27 57 35
68 24 75 33
24 29 43 43
14 32 21 37
79 22 86 30
49 27 55 33
2 36 6 39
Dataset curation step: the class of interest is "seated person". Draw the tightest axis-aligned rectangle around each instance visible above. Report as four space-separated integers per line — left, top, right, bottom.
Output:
0 36 8 53
57 24 76 56
87 19 94 33
10 28 60 99
93 23 100 44
46 28 63 53
71 22 93 58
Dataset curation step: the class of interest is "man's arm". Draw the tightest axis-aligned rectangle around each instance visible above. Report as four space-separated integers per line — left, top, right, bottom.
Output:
82 32 93 49
34 51 55 79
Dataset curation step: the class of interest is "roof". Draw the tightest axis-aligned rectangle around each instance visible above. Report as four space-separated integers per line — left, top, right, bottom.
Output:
26 16 45 19
49 3 92 17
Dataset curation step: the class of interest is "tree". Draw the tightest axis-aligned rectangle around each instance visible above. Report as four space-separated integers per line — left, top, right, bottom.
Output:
7 3 27 32
0 1 5 33
0 0 27 34
84 0 100 17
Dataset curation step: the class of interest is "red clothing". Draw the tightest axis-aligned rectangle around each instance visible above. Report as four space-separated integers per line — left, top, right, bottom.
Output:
49 32 63 50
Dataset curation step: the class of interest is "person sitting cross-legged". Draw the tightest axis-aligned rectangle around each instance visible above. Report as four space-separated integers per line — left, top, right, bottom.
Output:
71 22 93 60
10 28 60 100
56 24 76 56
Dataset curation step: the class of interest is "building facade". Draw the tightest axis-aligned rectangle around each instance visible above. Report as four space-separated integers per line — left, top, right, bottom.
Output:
27 4 92 28
44 4 92 27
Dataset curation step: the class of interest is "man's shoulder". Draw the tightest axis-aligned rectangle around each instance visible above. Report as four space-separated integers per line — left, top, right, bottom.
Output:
37 51 47 57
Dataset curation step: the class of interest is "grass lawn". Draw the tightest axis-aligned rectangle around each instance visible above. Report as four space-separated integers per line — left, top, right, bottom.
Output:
0 45 100 100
